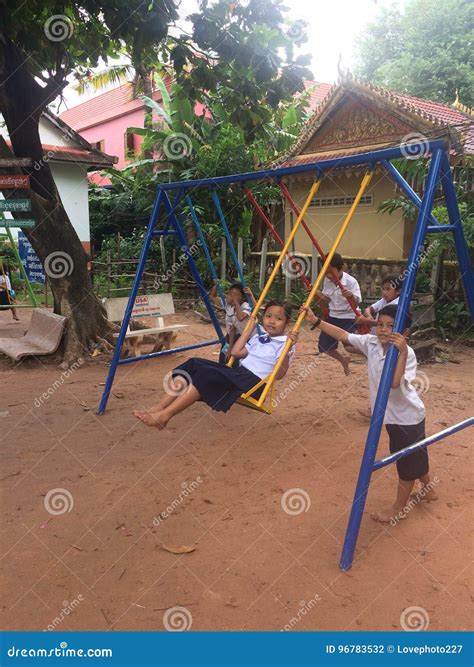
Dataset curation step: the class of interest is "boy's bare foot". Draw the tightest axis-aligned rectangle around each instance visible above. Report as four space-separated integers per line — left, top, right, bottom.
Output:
372 505 407 524
13 316 20 321
341 356 351 376
411 486 439 502
132 409 169 430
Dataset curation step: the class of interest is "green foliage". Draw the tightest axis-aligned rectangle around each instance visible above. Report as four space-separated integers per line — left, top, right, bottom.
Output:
435 301 472 338
355 0 474 106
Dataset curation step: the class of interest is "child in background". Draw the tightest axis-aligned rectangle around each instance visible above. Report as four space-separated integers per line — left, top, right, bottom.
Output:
210 281 256 363
133 300 297 429
0 268 19 321
303 303 437 524
357 273 402 333
314 253 361 375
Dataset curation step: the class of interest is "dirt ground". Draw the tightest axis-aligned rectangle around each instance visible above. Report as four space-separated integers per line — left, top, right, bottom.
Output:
0 307 472 633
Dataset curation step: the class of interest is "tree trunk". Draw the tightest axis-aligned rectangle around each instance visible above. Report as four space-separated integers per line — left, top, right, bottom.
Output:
0 41 111 362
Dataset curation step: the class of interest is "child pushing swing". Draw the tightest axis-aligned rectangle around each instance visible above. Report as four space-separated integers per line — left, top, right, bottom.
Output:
133 300 297 430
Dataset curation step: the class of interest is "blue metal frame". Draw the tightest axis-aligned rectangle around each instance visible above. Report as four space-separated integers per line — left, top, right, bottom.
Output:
97 190 225 416
185 194 226 307
97 139 473 573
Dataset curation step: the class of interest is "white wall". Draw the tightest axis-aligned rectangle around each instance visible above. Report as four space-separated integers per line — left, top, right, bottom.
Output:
50 162 90 243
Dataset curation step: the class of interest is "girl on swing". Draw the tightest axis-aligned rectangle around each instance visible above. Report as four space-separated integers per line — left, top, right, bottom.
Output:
133 300 297 430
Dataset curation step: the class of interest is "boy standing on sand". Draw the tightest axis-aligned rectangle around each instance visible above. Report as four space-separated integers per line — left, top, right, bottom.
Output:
303 303 438 524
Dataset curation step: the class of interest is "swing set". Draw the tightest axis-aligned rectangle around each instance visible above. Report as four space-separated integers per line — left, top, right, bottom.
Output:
97 139 474 571
0 220 39 311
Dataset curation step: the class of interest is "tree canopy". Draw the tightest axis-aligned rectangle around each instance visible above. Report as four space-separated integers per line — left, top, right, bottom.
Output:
355 0 474 106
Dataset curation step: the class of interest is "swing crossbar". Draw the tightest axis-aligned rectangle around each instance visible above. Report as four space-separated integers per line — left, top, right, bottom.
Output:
373 417 474 471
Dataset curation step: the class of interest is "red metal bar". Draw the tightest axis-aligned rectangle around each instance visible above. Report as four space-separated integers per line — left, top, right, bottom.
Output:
243 187 329 315
279 182 360 317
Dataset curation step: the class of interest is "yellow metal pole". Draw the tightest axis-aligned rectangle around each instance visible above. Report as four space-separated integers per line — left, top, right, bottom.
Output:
256 170 374 406
228 178 321 367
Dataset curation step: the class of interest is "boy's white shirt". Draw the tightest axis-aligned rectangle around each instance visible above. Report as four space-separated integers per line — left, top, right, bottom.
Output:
225 301 252 334
241 334 295 379
0 275 12 290
347 333 425 425
322 272 361 318
369 295 400 333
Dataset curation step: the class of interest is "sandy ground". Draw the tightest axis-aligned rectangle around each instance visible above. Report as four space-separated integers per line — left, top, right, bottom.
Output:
0 307 472 633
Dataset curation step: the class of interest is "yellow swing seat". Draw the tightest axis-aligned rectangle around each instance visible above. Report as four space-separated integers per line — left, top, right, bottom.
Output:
236 375 277 414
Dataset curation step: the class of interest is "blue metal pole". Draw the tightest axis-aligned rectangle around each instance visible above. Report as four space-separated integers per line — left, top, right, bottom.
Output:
211 189 264 336
157 141 447 191
426 225 456 233
162 192 225 343
381 160 440 226
117 338 223 365
97 189 164 415
373 417 474 471
339 148 444 571
185 194 226 307
438 152 474 319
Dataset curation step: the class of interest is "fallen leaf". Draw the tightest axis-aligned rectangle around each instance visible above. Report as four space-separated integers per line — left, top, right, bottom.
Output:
91 348 101 357
160 544 195 554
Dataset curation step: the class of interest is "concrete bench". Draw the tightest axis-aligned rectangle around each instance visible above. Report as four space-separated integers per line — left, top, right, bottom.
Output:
0 308 66 361
103 293 188 358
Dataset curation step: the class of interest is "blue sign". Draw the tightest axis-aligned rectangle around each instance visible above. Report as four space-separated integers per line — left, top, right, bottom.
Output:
18 231 45 284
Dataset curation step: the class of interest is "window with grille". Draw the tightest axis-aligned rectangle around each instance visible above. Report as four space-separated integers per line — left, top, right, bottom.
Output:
310 194 374 207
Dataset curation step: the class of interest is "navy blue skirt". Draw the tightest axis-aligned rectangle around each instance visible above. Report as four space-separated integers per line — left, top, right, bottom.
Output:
172 358 262 412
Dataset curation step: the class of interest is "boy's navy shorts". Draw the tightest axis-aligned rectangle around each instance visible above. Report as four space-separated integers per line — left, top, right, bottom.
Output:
385 420 428 481
318 316 356 353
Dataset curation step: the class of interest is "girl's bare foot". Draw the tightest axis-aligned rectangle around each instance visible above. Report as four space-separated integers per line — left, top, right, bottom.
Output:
372 505 407 524
132 409 170 430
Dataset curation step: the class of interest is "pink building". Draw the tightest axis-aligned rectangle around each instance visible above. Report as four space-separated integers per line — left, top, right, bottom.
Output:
59 80 333 182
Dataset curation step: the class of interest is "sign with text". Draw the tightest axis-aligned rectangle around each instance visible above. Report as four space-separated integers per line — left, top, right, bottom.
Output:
0 175 30 188
1 220 35 229
18 231 45 284
105 293 175 322
0 199 31 212
0 157 32 168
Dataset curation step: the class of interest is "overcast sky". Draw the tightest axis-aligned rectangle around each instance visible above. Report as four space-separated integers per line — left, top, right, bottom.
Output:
58 0 406 112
